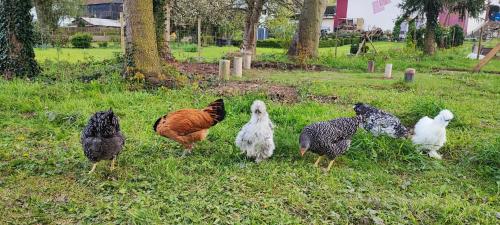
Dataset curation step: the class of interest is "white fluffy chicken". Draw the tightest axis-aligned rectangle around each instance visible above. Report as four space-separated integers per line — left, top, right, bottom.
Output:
235 100 275 163
412 109 454 159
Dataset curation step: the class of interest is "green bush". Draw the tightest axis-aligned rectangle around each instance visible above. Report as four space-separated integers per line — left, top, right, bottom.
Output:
450 25 464 47
182 44 198 52
250 37 361 49
257 38 284 48
70 32 92 48
231 39 242 47
98 42 108 48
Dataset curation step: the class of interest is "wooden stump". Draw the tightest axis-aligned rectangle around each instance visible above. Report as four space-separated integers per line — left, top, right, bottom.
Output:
367 60 375 73
219 60 230 80
232 57 243 77
243 54 252 69
384 64 393 79
404 68 416 82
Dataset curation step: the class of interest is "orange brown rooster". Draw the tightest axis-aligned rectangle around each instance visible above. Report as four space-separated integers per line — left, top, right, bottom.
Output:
153 99 226 156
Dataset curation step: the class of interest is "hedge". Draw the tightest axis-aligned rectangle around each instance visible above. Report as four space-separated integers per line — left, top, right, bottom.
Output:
230 37 362 49
71 32 93 48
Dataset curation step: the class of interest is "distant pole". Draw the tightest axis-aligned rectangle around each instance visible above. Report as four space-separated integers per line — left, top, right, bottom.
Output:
405 68 416 82
243 53 252 69
232 57 243 77
219 60 230 80
384 64 393 79
477 27 483 60
120 12 125 53
197 17 201 59
367 60 375 73
334 30 338 58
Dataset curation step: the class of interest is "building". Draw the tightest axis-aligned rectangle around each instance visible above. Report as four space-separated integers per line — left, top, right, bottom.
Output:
335 0 403 31
334 0 494 35
71 17 121 28
321 6 336 33
85 0 123 20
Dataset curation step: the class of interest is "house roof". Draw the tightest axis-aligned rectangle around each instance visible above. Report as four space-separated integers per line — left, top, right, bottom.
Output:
85 0 123 5
324 6 336 16
76 17 121 27
293 5 336 19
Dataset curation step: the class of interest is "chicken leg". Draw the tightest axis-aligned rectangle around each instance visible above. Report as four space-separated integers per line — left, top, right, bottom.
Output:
314 156 324 167
110 157 116 171
181 145 193 157
326 160 335 171
89 163 97 174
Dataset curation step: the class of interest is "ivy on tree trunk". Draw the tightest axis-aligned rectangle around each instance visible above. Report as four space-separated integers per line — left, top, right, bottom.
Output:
153 0 172 60
0 0 40 78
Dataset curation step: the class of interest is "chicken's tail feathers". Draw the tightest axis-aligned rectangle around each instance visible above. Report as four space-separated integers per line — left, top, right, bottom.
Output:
153 116 163 132
203 99 226 126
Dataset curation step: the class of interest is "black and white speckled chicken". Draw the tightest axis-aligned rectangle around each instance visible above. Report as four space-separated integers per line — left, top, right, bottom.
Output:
353 103 408 138
81 109 125 173
299 115 362 171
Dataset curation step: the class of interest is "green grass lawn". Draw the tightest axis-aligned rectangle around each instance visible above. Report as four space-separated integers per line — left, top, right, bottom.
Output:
0 59 498 223
35 40 500 73
35 47 122 63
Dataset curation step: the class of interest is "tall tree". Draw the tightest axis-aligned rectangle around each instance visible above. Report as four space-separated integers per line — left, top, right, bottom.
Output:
124 0 163 84
241 0 265 56
239 0 302 56
400 0 484 55
287 0 326 59
33 0 82 41
0 0 40 78
153 0 172 60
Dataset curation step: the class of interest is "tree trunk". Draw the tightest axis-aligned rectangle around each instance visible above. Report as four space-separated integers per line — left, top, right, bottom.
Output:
124 0 163 84
0 0 40 78
160 0 172 60
241 0 265 57
288 0 326 59
33 0 58 42
424 11 438 55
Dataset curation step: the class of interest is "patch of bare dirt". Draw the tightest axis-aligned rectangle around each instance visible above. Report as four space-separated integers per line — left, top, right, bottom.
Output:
172 61 334 80
176 62 219 78
267 85 300 104
252 61 335 71
211 81 338 104
306 94 338 103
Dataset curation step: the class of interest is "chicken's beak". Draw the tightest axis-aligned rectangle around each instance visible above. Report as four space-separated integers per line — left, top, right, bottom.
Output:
255 109 261 114
300 148 306 157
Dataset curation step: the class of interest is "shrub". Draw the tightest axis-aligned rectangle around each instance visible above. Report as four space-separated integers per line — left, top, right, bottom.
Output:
51 34 70 47
402 97 446 125
70 32 92 48
231 39 242 47
257 38 283 48
182 44 197 52
450 25 464 47
98 42 108 48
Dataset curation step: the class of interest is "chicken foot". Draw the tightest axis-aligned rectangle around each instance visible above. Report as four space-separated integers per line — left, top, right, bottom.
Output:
110 156 116 171
326 160 335 171
314 156 324 167
89 163 97 174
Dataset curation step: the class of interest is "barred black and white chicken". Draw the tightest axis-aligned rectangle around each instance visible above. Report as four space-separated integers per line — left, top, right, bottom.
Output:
299 115 362 171
353 103 408 138
81 109 125 173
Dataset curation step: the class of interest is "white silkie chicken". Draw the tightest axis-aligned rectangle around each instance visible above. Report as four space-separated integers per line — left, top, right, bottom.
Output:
235 100 275 163
412 109 454 159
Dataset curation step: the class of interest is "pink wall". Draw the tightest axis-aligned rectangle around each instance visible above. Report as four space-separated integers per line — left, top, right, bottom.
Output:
439 10 468 33
335 0 348 28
